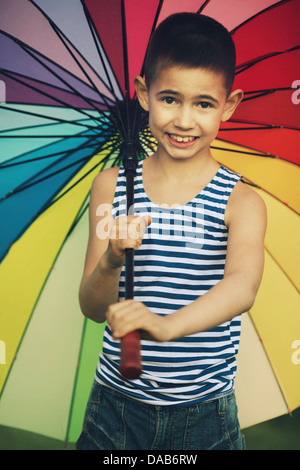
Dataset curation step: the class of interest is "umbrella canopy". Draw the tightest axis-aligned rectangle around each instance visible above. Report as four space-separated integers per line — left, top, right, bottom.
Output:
0 0 299 442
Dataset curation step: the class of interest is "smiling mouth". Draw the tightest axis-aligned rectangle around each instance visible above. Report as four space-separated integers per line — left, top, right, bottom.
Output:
168 133 198 143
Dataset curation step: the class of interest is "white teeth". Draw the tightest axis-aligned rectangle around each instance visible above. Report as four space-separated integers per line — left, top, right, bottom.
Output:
170 134 195 143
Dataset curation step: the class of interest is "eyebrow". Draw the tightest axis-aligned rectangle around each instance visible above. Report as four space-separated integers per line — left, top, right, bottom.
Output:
156 90 219 104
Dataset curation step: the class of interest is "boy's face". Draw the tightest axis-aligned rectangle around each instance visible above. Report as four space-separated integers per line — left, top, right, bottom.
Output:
135 66 242 164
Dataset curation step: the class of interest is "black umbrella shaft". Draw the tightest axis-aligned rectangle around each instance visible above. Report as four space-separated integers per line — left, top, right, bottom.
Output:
125 158 135 300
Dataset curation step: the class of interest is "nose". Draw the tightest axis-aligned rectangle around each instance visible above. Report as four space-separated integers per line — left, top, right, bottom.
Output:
173 105 195 130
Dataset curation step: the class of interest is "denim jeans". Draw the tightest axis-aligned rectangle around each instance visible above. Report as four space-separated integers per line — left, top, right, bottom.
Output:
76 381 245 450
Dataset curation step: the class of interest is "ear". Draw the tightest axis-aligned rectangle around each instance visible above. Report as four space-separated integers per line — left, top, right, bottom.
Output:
221 89 244 122
134 76 149 112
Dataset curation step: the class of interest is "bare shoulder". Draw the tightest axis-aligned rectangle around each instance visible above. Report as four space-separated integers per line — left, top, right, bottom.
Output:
225 180 267 229
229 180 266 208
91 166 120 204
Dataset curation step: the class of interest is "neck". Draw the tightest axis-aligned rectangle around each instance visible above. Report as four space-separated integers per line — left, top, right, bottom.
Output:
151 149 218 182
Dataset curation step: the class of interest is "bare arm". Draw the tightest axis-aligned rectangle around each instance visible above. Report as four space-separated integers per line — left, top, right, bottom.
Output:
79 167 151 323
107 182 267 341
79 167 121 322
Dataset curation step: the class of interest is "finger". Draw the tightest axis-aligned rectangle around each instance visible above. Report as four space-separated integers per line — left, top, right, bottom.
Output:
142 215 152 227
106 300 136 324
127 218 142 240
107 301 143 337
128 215 151 240
119 238 142 251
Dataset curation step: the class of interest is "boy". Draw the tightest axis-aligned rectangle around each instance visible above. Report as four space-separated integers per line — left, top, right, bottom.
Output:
76 13 266 450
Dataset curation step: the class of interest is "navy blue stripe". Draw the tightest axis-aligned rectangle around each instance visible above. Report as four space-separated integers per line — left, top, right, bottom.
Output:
133 259 225 270
130 280 218 291
133 270 223 281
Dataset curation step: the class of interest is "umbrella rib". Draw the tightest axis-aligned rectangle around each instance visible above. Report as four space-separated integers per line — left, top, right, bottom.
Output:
1 38 118 134
242 87 298 101
0 118 114 138
80 0 129 139
139 0 164 79
28 0 119 115
219 120 300 133
236 45 300 73
0 134 112 140
0 128 115 169
214 136 300 163
197 0 212 14
0 31 110 126
52 28 111 109
65 198 90 239
264 246 300 294
0 131 122 202
120 0 132 142
64 317 89 444
0 102 104 133
46 139 123 209
80 0 123 99
246 310 292 414
215 158 300 216
230 0 286 35
0 68 109 128
0 123 115 168
0 141 101 169
12 34 113 120
219 126 275 132
48 156 106 208
121 0 129 98
211 143 266 157
224 118 300 133
0 154 92 200
81 7 125 140
81 0 149 145
0 132 103 199
49 21 122 121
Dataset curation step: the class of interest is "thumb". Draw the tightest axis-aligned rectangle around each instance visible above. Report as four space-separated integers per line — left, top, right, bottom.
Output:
142 215 152 227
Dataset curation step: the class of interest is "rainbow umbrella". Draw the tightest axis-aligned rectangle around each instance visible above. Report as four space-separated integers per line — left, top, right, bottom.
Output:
0 0 299 444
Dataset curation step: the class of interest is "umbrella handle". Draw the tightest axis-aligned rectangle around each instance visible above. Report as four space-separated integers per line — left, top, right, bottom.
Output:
120 330 142 380
119 247 142 380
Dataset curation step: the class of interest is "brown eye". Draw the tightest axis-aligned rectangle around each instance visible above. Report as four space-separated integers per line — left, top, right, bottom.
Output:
163 97 176 104
198 101 213 109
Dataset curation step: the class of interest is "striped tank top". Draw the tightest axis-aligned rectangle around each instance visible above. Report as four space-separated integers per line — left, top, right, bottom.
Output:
95 158 242 405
